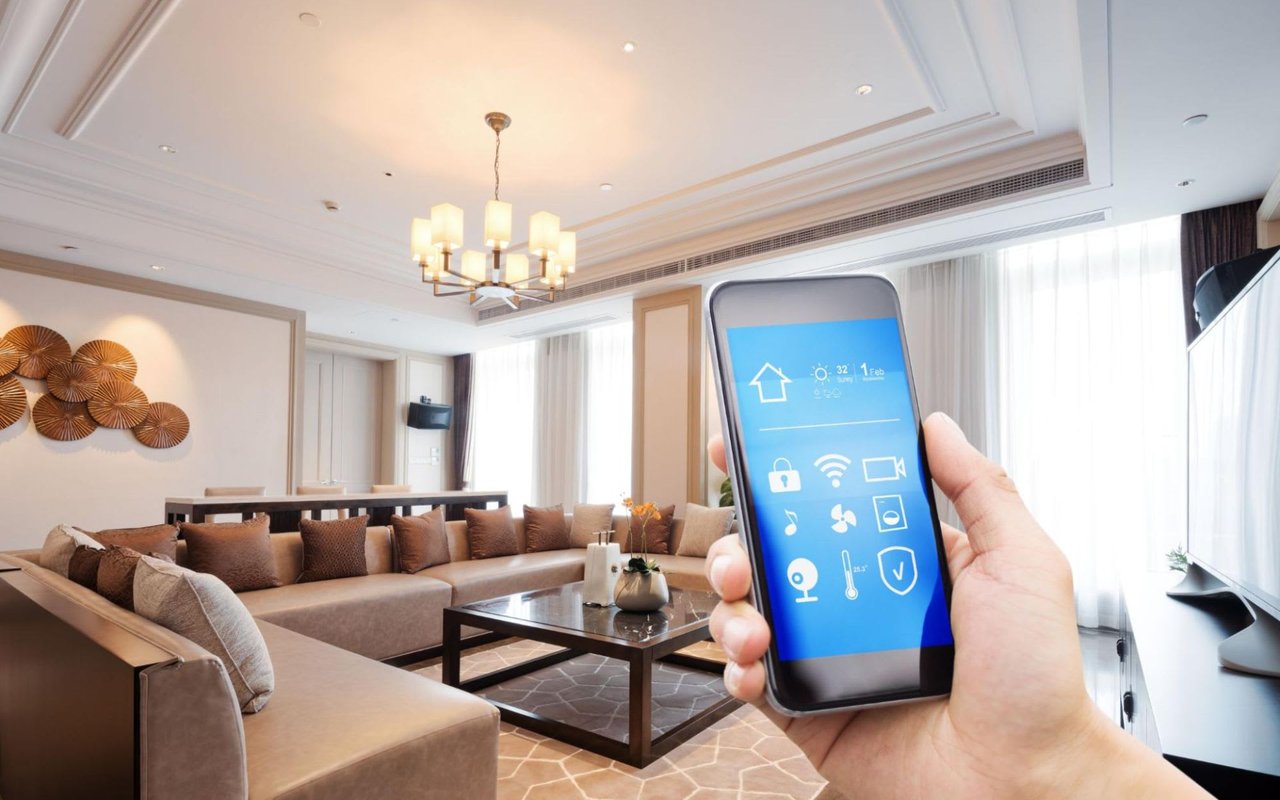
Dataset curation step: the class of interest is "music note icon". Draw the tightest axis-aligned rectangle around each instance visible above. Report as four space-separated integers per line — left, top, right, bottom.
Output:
784 509 799 536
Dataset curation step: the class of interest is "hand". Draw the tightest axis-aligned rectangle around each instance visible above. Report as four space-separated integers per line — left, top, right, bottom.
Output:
705 413 1209 799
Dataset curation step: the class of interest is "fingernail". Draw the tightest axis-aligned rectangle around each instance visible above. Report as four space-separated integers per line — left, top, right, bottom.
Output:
723 660 742 693
722 616 750 655
936 412 968 442
709 555 730 591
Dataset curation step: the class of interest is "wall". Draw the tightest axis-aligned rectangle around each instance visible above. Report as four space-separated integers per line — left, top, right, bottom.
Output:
0 260 298 549
403 354 451 490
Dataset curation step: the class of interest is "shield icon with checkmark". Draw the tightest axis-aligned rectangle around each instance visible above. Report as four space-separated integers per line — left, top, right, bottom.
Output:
877 546 918 596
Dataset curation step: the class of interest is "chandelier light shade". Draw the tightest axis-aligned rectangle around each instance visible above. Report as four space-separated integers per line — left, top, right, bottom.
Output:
411 112 575 308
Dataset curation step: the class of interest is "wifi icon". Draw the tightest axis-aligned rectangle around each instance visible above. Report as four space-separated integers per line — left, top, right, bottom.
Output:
813 454 852 487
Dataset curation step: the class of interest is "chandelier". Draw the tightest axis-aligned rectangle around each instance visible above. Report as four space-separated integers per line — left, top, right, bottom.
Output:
411 112 575 309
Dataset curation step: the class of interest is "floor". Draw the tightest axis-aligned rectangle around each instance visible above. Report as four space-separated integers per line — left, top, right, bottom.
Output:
407 630 1123 800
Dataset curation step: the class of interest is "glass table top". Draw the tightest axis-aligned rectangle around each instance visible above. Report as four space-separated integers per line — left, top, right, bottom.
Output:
459 582 718 644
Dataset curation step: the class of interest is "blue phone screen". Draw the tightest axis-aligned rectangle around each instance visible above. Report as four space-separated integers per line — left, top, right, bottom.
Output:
727 318 953 661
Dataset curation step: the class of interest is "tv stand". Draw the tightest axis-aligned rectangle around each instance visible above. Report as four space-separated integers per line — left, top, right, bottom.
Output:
1166 564 1280 677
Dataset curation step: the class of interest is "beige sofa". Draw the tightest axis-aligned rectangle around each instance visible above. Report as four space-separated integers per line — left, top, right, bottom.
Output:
0 511 726 799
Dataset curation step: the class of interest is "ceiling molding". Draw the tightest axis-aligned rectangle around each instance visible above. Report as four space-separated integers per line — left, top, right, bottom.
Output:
2 0 79 134
57 0 181 140
880 0 946 112
952 0 1039 132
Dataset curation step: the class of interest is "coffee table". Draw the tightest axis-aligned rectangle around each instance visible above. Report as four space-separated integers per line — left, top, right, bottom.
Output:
442 582 740 767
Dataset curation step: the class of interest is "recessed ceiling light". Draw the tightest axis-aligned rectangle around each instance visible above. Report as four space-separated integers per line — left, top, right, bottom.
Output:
599 182 613 191
1177 178 1196 187
384 171 393 177
150 264 166 271
298 12 322 27
60 244 78 251
345 329 356 335
158 144 177 154
323 199 341 212
622 41 636 53
855 84 874 96
1182 114 1209 127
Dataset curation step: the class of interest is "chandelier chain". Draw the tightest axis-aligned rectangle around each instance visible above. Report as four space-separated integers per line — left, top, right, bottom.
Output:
493 128 501 201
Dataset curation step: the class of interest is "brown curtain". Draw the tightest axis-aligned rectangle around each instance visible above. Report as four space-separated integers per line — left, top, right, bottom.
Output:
1180 199 1260 342
450 354 473 489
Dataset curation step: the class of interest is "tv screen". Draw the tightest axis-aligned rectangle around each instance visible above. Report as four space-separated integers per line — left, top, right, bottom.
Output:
407 401 452 430
1188 250 1280 618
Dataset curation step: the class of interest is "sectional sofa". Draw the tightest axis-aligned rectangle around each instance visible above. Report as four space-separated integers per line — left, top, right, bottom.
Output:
0 512 724 800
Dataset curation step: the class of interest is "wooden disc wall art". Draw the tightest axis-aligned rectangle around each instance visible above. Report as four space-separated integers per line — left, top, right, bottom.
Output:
73 339 137 382
32 394 96 441
132 401 190 449
0 335 20 378
0 375 26 429
87 378 149 429
46 361 101 403
6 325 71 379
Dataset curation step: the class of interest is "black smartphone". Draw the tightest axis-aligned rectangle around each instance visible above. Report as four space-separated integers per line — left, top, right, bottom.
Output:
707 275 954 714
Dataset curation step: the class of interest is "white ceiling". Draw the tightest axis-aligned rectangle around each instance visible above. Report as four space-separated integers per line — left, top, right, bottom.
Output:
0 0 1277 354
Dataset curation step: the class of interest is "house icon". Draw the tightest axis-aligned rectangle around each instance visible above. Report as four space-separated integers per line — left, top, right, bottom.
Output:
750 362 792 404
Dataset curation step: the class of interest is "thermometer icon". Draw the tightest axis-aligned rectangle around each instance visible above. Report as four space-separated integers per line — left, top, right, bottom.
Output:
841 549 859 600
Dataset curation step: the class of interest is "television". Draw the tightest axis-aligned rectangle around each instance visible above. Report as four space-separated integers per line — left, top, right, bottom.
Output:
1180 248 1280 676
407 397 452 430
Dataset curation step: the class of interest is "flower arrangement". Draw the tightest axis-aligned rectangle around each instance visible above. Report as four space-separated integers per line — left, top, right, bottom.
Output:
622 497 662 576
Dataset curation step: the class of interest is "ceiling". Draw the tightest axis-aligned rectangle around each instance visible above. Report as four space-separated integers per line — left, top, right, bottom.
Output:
0 0 1277 353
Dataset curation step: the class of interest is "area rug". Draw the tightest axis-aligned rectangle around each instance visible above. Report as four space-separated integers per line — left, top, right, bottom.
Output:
412 639 830 800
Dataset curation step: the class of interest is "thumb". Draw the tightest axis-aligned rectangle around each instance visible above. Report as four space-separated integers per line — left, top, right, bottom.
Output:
923 412 1041 555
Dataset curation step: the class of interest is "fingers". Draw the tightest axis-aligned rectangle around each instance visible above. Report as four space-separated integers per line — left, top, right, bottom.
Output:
724 660 766 701
710 600 771 664
708 434 727 473
706 533 752 601
923 412 1043 555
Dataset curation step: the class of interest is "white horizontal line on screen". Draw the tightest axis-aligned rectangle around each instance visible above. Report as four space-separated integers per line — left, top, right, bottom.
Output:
758 418 900 432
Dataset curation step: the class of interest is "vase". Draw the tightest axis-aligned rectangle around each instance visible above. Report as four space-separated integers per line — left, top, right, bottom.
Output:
614 570 670 612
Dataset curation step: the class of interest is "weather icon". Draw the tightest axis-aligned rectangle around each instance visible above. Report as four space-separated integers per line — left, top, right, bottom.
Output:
811 363 830 384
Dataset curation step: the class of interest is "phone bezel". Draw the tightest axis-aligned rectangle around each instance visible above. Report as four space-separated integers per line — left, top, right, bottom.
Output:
706 274 955 714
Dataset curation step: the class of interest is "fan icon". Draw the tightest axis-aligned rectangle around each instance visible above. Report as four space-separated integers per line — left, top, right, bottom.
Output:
830 504 858 533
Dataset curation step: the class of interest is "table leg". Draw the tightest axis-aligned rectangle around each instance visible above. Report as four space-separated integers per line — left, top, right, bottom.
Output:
628 650 653 766
442 611 462 687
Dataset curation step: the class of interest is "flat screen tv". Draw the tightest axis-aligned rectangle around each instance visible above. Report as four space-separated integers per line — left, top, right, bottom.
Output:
1183 248 1280 676
407 398 452 430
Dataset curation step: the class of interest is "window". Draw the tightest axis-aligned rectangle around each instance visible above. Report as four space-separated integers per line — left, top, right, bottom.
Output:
466 340 536 509
584 322 632 508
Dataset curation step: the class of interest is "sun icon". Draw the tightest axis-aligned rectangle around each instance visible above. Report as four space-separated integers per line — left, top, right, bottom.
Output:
811 363 830 384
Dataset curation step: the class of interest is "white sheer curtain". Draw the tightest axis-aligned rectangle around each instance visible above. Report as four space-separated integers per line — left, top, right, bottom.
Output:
534 333 588 508
584 322 633 508
996 216 1186 628
466 340 537 509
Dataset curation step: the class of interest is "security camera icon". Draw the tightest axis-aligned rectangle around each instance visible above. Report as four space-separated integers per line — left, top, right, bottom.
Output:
787 558 819 603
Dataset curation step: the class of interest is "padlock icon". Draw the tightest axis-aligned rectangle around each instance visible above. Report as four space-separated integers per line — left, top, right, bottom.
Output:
768 458 802 493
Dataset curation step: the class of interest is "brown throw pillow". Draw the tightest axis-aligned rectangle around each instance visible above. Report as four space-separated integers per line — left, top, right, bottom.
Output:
464 506 518 560
391 508 450 573
68 545 105 591
296 514 369 583
625 505 676 555
676 503 736 557
96 546 144 609
84 523 180 562
180 516 281 593
523 505 569 553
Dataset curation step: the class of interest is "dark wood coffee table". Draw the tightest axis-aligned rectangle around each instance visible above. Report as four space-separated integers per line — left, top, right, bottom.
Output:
442 582 740 767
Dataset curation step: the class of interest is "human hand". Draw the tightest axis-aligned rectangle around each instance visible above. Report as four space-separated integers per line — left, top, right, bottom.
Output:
705 413 1208 799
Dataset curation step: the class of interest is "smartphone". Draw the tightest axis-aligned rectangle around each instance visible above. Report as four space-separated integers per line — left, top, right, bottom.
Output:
707 275 954 714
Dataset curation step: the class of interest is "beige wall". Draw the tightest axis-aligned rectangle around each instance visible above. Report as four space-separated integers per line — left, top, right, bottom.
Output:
0 261 299 549
403 354 452 490
632 286 706 506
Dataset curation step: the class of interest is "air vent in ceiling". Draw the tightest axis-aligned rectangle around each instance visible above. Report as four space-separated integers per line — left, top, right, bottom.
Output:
480 158 1086 321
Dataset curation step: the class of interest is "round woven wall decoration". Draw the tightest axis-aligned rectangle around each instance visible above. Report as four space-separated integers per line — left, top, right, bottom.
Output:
132 401 190 448
87 378 149 429
0 375 25 429
73 339 138 382
6 325 71 379
32 394 96 441
0 335 20 378
46 361 102 403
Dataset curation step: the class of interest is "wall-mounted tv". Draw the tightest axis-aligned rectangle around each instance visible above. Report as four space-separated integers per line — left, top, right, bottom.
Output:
407 397 452 430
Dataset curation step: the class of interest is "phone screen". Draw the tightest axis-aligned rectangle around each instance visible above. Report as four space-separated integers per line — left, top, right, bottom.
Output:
725 317 953 662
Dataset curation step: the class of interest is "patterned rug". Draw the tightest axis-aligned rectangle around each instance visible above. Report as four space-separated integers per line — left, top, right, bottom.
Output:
411 639 830 800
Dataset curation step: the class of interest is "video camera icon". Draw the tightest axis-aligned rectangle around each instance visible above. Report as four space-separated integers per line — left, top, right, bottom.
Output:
863 456 906 483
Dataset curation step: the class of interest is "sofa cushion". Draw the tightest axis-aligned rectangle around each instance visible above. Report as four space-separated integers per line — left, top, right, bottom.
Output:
67 544 104 590
238 573 454 660
244 621 497 800
569 504 615 548
96 546 144 609
297 515 370 583
421 550 586 606
523 504 569 553
648 553 713 593
134 554 275 713
676 503 736 557
391 509 450 573
624 504 675 555
38 525 102 576
464 506 518 559
182 516 282 592
86 523 179 561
